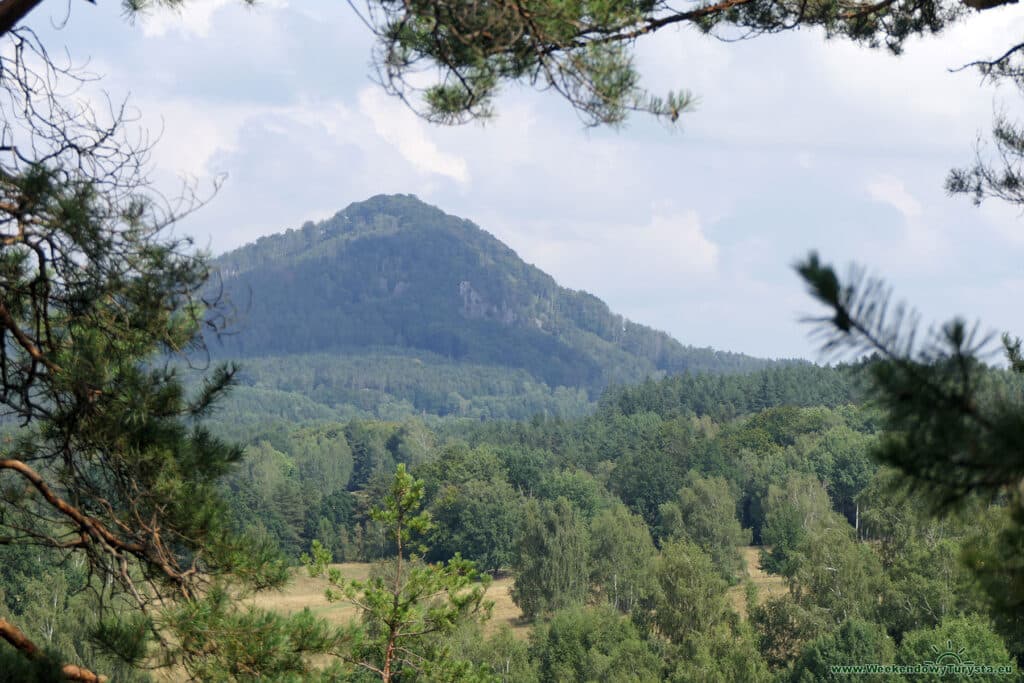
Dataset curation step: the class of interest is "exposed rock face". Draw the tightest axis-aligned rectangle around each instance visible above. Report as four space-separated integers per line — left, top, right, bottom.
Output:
459 280 517 324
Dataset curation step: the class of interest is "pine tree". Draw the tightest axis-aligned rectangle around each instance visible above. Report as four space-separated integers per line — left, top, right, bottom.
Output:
0 26 298 680
306 464 494 682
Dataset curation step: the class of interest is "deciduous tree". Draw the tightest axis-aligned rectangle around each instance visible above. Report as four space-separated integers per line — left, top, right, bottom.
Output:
511 497 589 619
658 471 750 582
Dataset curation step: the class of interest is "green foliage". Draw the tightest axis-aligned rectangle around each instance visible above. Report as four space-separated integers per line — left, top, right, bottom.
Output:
449 625 540 683
650 540 733 644
308 464 494 681
0 547 154 681
959 505 1024 659
750 595 832 670
896 616 1016 681
222 426 359 559
650 540 769 680
812 424 876 526
512 498 590 620
658 472 750 582
760 473 837 576
756 473 888 627
791 618 896 682
415 443 524 572
859 468 989 640
529 605 663 683
668 620 770 683
789 524 886 624
216 351 594 422
588 503 657 613
536 468 611 518
606 413 695 526
166 586 340 681
0 645 65 683
600 364 862 423
426 476 524 574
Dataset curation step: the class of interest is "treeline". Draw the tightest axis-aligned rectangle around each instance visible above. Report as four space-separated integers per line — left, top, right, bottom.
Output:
221 373 876 562
217 350 594 422
191 352 844 436
598 361 865 421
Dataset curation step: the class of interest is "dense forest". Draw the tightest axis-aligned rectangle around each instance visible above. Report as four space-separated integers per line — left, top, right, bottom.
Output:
3 0 1023 672
209 360 1024 680
3 196 1020 679
7 357 1020 680
3 190 1021 681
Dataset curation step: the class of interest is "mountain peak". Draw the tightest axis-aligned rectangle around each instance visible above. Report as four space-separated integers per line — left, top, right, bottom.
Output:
213 196 774 395
335 193 434 220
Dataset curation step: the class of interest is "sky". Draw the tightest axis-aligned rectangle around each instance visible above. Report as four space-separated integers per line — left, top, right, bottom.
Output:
20 0 1024 360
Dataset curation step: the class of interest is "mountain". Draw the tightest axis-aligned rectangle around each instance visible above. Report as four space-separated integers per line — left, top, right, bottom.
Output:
207 194 784 420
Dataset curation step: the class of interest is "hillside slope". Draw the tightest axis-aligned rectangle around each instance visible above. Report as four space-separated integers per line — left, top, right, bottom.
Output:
211 194 778 405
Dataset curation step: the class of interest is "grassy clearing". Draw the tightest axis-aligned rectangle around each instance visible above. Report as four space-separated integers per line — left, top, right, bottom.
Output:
246 563 531 639
153 547 781 680
729 546 789 619
253 547 787 634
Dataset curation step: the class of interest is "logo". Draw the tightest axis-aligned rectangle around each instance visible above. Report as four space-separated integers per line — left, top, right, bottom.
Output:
923 640 975 672
828 640 1017 677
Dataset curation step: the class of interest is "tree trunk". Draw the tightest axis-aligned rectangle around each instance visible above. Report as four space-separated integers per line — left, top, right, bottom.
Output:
0 0 45 39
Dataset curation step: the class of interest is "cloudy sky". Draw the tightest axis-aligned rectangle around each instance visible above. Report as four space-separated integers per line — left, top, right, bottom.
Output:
21 0 1024 360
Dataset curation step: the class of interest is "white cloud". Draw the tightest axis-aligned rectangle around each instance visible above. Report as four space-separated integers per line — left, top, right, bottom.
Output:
357 88 470 184
643 210 720 275
815 10 1024 146
865 175 952 271
508 209 719 304
138 100 258 177
140 0 291 38
140 0 233 38
867 175 922 221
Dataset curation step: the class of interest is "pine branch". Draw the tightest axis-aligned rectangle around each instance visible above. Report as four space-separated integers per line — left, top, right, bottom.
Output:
796 252 1024 507
0 617 107 682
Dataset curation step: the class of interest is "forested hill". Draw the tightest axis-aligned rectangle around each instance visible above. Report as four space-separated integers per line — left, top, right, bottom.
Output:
211 194 783 399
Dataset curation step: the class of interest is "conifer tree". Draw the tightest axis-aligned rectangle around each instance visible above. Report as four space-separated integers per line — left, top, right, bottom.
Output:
306 463 494 682
0 26 305 681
